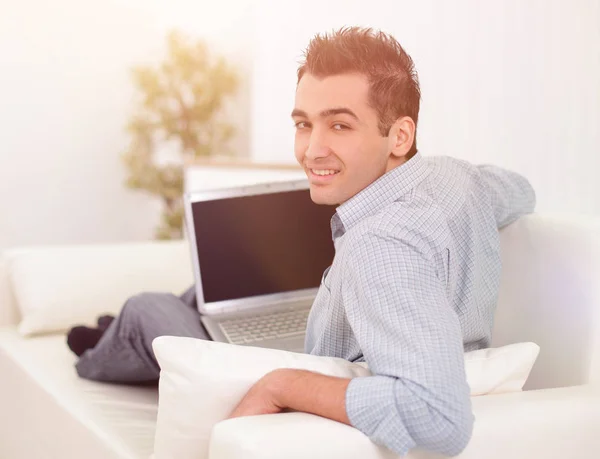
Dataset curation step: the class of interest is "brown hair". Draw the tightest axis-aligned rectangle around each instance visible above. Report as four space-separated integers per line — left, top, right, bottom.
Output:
297 26 421 157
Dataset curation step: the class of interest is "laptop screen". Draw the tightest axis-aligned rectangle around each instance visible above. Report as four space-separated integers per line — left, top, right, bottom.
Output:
190 188 336 303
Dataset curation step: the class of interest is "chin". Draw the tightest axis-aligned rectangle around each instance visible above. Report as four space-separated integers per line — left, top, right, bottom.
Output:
308 187 340 206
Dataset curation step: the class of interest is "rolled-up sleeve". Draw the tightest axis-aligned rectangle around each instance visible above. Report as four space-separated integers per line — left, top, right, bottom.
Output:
342 231 474 457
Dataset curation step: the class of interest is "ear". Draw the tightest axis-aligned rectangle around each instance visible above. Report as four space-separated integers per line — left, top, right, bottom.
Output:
387 116 416 160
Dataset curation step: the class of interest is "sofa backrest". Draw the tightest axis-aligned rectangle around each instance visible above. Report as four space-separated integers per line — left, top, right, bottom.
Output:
493 214 600 389
3 213 599 389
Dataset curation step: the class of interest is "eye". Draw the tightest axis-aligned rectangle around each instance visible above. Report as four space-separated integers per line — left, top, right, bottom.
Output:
332 123 349 131
294 121 310 129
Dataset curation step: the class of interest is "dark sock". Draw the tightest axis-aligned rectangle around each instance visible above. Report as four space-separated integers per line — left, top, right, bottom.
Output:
97 315 115 332
67 326 105 357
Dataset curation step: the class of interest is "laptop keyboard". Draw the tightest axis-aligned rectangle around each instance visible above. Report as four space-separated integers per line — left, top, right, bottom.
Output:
219 308 310 345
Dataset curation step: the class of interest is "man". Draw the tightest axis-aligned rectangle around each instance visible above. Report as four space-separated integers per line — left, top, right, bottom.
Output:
70 27 535 457
227 27 535 457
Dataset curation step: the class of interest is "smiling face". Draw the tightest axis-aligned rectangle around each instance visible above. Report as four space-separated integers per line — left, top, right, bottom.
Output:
293 72 412 205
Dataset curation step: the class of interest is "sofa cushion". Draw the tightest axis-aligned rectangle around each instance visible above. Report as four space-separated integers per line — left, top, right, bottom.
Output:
0 329 158 458
6 241 193 336
0 256 20 327
151 337 539 459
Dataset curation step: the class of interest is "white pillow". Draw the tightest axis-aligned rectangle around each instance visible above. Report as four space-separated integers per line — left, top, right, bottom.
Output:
464 342 540 395
6 241 194 336
151 337 539 459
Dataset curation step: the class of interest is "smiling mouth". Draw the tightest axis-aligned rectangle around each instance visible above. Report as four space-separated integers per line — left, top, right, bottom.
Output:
310 169 340 177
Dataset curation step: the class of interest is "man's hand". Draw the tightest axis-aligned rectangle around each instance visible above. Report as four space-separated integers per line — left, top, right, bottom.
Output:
227 368 352 425
229 369 287 418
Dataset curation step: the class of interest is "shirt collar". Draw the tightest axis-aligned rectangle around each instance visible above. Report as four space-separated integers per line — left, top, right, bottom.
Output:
331 152 429 239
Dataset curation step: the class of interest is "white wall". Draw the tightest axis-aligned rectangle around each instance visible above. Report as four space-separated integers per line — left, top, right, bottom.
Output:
251 0 600 215
0 0 253 250
1 1 598 251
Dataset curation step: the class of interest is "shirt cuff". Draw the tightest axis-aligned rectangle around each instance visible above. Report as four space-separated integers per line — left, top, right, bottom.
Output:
345 375 415 455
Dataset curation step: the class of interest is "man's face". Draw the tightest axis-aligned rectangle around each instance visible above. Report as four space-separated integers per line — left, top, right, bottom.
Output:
292 73 391 206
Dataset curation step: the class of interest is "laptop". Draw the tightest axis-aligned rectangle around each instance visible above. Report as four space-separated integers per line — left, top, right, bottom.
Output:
183 179 336 352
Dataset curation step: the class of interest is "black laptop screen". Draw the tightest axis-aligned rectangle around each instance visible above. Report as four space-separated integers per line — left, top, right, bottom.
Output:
191 188 336 303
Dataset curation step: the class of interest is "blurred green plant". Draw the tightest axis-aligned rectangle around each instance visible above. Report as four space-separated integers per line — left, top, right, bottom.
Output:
122 31 239 240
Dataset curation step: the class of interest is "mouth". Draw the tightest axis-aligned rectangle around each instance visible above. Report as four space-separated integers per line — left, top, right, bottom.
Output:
308 168 340 184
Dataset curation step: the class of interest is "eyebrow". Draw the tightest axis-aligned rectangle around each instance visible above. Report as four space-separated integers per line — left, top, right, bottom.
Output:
291 107 360 122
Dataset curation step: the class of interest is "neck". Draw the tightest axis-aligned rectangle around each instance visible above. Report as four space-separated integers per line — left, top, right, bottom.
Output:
385 154 408 173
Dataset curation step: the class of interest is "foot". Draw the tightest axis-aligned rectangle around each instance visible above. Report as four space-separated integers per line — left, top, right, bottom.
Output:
97 315 115 332
67 326 105 357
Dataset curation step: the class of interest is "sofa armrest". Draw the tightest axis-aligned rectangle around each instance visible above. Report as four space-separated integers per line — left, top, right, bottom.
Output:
211 412 397 459
209 384 600 459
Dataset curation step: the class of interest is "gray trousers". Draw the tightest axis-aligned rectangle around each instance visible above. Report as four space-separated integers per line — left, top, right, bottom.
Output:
75 285 209 383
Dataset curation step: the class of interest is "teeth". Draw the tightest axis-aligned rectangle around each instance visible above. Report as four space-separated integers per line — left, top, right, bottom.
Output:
312 169 338 176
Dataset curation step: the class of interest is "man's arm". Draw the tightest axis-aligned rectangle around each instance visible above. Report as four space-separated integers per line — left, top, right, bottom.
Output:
477 165 536 228
231 231 473 457
340 231 473 457
228 367 352 424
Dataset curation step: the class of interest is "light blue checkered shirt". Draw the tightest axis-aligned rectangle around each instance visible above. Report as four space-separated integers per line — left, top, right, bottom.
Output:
305 152 536 456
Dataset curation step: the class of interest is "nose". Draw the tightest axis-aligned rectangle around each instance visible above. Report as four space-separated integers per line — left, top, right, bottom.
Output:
305 132 331 161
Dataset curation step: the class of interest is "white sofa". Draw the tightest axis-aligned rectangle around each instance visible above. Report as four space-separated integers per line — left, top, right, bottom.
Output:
1 213 599 459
